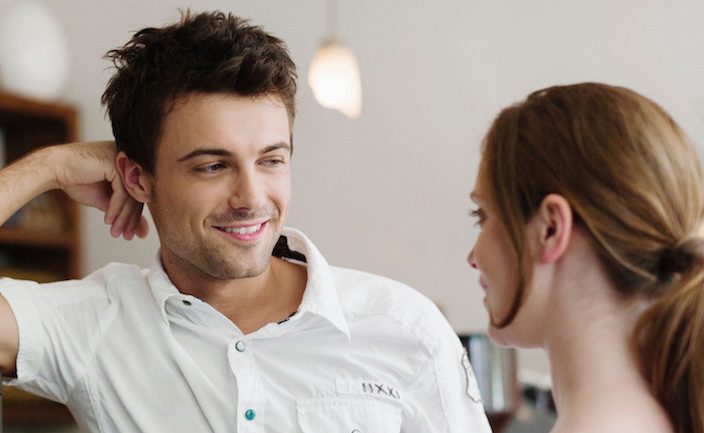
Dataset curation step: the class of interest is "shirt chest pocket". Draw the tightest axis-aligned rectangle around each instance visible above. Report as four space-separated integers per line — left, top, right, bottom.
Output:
297 397 402 433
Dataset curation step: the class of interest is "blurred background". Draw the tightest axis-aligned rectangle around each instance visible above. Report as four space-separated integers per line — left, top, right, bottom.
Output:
0 0 703 431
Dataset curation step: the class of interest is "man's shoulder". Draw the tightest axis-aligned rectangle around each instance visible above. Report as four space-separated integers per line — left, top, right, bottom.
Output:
84 262 148 285
0 262 146 293
78 262 153 299
329 265 451 350
13 262 151 304
330 265 429 305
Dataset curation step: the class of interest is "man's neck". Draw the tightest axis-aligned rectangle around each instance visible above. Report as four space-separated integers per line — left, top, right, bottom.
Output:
163 256 307 334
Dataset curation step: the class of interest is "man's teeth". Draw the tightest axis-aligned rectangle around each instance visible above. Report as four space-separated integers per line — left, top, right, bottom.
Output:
221 224 262 235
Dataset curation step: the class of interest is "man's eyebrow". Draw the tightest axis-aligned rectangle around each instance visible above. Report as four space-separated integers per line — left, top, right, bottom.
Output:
178 148 232 162
177 143 291 162
261 142 292 154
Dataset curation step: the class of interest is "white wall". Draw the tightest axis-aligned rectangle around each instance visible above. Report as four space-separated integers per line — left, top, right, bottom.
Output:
10 0 704 375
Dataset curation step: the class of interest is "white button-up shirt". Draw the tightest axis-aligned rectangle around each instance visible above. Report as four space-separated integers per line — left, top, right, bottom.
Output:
1 228 490 432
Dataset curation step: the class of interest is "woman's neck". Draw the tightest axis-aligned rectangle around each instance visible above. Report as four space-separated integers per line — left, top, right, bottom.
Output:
544 288 672 433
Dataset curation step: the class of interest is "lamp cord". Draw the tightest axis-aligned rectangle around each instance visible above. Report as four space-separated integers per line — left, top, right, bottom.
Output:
326 0 339 38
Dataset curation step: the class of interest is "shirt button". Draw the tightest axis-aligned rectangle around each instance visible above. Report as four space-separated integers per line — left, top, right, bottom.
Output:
244 409 256 421
235 340 246 352
182 299 192 306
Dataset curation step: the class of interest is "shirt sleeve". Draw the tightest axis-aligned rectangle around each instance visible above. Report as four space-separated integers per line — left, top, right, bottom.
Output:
403 314 492 433
0 276 109 404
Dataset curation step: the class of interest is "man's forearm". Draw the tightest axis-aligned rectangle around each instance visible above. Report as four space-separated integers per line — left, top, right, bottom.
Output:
0 147 57 226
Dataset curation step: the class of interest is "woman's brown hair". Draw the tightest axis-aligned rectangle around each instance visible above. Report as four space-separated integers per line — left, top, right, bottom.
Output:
482 82 704 432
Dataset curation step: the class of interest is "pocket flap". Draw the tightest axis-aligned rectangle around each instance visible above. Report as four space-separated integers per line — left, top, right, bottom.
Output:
297 397 402 433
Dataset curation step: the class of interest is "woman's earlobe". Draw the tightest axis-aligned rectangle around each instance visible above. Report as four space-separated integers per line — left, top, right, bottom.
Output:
538 194 573 263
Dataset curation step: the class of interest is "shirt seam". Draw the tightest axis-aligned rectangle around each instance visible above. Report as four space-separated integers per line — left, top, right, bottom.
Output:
341 302 440 353
0 280 44 388
432 348 455 433
81 369 107 433
65 278 120 430
65 302 109 393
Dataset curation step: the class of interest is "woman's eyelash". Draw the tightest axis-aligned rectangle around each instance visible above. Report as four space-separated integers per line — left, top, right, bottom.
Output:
469 208 486 225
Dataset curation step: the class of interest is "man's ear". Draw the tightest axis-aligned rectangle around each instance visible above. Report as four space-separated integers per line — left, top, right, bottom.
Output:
115 152 152 204
535 193 573 263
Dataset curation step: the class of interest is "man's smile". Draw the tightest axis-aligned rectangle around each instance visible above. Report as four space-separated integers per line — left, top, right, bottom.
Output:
214 221 268 241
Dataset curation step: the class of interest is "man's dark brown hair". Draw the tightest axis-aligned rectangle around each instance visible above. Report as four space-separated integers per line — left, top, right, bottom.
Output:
102 10 297 173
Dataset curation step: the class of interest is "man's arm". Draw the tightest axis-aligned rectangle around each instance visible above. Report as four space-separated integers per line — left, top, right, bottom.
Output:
0 141 148 236
0 295 19 375
0 141 148 375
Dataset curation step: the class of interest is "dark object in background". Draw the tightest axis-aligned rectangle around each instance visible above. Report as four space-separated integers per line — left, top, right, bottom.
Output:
522 382 556 414
459 333 520 433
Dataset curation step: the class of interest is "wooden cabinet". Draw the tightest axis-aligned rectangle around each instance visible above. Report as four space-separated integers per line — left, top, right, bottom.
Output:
0 91 79 427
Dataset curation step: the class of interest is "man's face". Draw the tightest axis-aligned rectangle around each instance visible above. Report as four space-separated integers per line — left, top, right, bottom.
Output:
147 92 292 282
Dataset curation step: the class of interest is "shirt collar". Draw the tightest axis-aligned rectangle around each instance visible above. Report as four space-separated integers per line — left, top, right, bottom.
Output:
279 227 351 339
146 227 351 339
147 256 180 324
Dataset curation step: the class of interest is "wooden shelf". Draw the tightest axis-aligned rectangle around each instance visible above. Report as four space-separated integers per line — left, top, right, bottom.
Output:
0 91 76 130
2 387 74 426
0 91 80 428
0 227 73 248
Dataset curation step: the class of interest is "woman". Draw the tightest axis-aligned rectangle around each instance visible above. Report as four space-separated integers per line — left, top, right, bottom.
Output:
468 83 703 433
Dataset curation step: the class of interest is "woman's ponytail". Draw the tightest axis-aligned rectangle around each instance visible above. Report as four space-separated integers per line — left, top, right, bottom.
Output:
634 237 704 433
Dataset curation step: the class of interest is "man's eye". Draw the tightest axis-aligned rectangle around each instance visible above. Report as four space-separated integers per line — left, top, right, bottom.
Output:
261 158 285 167
196 163 226 173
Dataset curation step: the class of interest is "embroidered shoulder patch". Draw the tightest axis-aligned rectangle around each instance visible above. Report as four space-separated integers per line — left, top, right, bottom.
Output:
461 350 482 403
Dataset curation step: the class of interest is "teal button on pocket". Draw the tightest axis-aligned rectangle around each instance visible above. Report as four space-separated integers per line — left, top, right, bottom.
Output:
245 409 256 421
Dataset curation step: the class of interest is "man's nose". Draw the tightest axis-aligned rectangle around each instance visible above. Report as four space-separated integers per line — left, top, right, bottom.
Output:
228 168 264 210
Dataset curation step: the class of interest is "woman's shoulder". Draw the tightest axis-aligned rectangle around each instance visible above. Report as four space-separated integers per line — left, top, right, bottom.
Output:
550 397 673 433
551 419 671 433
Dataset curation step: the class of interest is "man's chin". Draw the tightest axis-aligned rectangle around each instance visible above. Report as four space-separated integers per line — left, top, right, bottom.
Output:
204 257 272 281
200 235 279 279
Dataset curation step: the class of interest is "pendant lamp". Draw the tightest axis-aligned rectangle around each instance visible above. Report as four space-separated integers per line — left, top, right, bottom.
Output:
307 0 362 118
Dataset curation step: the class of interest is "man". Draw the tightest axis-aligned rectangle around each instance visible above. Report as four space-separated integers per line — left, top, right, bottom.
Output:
0 11 490 432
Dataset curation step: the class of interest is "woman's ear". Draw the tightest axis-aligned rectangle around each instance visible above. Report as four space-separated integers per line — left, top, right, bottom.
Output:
115 152 152 204
535 193 573 263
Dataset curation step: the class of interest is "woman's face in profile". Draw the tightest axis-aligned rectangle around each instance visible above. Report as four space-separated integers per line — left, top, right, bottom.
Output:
468 160 519 342
469 158 566 348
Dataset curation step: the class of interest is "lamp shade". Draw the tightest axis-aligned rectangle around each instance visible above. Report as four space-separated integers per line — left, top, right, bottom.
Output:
0 1 70 100
307 39 362 118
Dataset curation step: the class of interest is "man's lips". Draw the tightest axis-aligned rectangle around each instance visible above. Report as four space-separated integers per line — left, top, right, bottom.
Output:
214 221 268 241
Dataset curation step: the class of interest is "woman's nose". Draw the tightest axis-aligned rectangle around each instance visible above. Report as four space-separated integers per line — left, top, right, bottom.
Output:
467 249 478 269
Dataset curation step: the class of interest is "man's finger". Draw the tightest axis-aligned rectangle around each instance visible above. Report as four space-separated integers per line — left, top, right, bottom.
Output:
105 177 129 226
110 199 138 238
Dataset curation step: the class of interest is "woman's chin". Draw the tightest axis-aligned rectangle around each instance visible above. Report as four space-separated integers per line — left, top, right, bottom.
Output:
487 325 511 347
